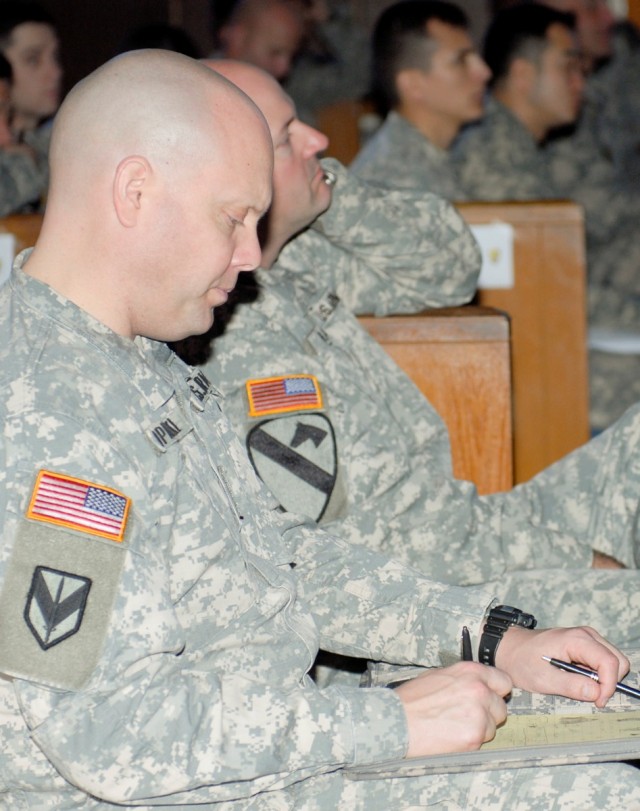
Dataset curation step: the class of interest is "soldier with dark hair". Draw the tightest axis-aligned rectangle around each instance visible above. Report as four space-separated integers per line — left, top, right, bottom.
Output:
352 0 489 199
0 0 61 215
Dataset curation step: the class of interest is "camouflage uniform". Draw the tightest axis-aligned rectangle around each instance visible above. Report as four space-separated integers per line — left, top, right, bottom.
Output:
204 160 640 645
351 110 465 198
8 254 636 808
547 53 640 196
353 97 640 430
452 98 640 432
452 99 556 201
0 122 50 216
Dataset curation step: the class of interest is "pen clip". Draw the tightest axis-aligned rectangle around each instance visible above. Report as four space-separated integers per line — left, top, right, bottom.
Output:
461 625 474 662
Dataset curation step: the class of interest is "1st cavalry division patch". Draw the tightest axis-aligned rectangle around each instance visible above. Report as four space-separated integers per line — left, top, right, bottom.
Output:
247 413 337 521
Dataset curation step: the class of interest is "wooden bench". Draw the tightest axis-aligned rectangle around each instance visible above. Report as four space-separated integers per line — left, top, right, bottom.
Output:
316 98 378 166
458 201 589 483
359 306 513 494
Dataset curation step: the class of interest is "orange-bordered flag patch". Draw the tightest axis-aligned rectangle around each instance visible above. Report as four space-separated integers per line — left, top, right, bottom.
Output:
246 374 323 418
27 470 130 543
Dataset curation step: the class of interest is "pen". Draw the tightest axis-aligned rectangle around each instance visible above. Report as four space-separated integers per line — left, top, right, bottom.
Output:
461 625 474 662
542 656 640 700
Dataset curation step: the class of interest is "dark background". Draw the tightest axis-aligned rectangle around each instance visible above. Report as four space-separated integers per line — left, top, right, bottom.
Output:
33 0 493 98
36 0 216 93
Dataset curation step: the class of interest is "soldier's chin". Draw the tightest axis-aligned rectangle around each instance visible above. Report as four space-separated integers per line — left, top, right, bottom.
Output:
465 107 485 124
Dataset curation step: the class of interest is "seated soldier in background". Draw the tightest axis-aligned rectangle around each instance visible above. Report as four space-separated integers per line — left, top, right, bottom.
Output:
353 0 640 432
216 0 305 80
0 53 14 148
0 0 61 215
540 0 640 193
351 0 489 198
4 47 638 811
284 0 372 125
197 59 640 655
452 3 640 432
452 4 583 198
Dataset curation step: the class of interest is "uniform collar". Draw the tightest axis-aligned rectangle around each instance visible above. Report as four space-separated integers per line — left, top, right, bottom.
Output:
10 251 178 410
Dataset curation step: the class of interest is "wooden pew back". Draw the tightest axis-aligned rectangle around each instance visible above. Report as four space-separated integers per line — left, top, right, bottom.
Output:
314 105 590 482
359 307 513 494
458 201 589 483
316 98 377 165
0 213 43 250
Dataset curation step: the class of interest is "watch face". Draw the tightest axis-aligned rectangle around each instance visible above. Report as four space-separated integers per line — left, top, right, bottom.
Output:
491 605 537 630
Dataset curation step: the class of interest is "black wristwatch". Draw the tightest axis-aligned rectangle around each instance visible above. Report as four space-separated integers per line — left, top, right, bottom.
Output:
479 604 537 667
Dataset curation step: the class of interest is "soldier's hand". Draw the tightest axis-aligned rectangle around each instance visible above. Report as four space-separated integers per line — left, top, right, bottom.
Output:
496 625 630 708
395 662 512 759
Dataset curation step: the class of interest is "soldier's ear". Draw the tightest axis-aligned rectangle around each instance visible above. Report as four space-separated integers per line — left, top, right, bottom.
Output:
113 155 151 228
396 68 426 104
509 57 537 94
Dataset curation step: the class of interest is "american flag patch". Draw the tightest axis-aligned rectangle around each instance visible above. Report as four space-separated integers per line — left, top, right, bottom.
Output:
27 471 130 542
246 375 323 417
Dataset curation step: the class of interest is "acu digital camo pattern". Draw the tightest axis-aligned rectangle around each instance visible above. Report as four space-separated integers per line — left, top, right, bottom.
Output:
284 4 370 126
452 97 640 432
351 111 466 199
206 160 640 647
0 253 523 808
1 207 639 809
354 93 640 432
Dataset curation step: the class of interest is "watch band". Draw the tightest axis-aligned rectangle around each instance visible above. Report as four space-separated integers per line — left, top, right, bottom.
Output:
479 604 537 667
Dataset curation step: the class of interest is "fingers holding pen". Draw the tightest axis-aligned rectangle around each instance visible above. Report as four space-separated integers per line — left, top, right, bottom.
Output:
395 662 512 759
496 625 630 708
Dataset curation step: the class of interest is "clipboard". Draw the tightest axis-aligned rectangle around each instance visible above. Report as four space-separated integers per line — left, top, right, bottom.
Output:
347 652 640 778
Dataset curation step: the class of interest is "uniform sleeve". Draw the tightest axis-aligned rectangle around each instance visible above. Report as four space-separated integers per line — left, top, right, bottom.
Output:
282 515 497 665
273 158 481 315
544 126 640 243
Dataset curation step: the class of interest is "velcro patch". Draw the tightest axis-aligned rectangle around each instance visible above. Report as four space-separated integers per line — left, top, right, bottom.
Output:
247 413 337 521
246 375 323 418
27 470 130 542
0 519 126 690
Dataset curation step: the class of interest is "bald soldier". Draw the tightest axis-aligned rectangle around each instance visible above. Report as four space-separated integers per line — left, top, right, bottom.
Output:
2 49 640 809
217 0 304 80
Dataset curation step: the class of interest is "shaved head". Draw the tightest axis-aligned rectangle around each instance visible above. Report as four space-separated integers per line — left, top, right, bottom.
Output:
205 58 283 127
49 50 258 204
204 59 332 267
28 49 273 341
